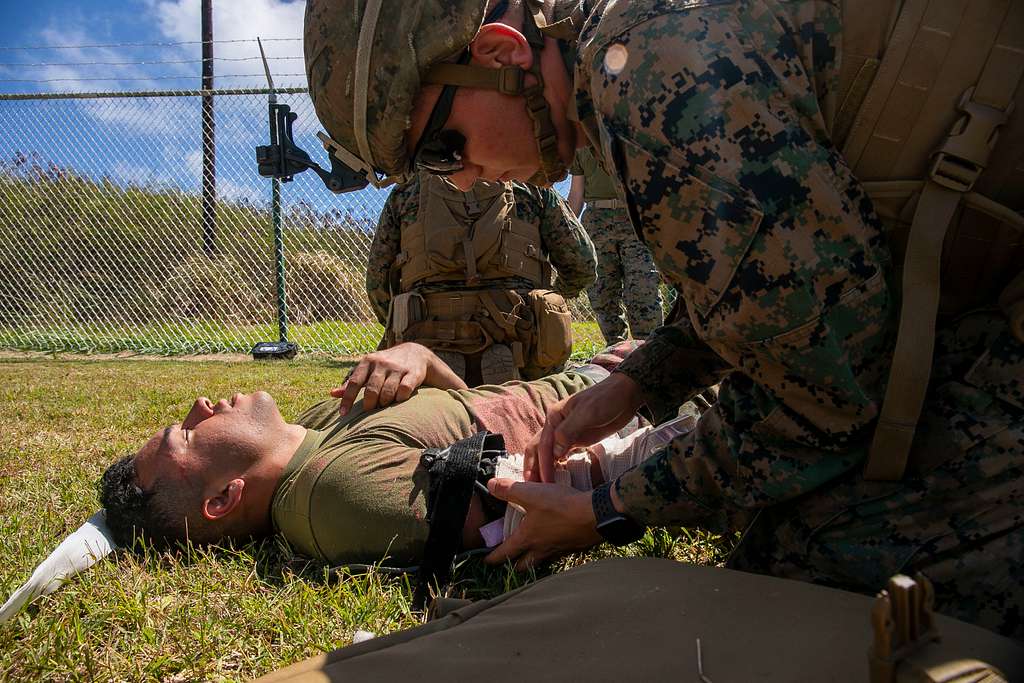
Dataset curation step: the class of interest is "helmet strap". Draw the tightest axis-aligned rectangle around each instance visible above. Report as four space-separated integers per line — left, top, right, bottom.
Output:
422 7 569 184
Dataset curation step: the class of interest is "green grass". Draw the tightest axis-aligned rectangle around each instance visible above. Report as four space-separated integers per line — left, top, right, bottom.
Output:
0 321 607 358
0 358 729 681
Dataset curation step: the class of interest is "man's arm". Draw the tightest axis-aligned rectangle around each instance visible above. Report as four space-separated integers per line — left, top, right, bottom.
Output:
579 7 891 525
365 187 408 326
532 186 596 298
568 174 585 216
613 317 730 424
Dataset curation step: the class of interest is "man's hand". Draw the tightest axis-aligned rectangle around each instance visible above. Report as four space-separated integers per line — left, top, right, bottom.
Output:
484 478 602 570
331 343 468 415
524 372 643 482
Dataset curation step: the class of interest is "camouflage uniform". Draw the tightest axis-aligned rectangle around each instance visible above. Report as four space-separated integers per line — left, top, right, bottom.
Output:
569 0 1023 637
302 0 1023 637
366 172 596 381
571 148 663 343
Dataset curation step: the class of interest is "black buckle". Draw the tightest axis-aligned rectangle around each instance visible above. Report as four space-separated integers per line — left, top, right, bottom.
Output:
255 102 369 194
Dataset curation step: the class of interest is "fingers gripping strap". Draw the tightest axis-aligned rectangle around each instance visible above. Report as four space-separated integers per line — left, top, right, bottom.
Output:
415 431 506 608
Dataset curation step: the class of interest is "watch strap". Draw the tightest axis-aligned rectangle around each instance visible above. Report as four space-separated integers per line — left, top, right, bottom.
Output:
592 481 618 525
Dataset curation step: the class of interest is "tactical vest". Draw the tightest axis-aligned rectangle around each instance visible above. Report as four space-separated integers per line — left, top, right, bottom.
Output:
834 0 1024 481
389 176 573 379
399 177 550 290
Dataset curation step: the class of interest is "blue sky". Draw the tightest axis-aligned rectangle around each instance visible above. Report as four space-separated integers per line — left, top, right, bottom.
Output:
0 0 308 94
0 0 568 218
0 0 359 216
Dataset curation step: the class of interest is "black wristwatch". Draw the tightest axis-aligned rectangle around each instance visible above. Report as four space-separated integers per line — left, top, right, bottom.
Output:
592 481 644 546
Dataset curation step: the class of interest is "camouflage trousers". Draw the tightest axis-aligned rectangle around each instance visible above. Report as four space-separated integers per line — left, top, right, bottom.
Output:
582 206 663 343
729 310 1024 639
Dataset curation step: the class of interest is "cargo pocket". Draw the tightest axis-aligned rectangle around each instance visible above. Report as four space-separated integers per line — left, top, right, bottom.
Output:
936 324 1024 452
528 289 572 369
742 273 888 450
614 135 763 325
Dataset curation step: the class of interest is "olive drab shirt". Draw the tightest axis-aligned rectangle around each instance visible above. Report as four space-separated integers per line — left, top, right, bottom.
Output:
569 146 619 203
571 0 896 526
269 372 599 567
365 174 597 326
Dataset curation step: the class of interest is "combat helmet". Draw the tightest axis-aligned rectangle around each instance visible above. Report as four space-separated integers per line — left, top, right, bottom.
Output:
303 0 582 191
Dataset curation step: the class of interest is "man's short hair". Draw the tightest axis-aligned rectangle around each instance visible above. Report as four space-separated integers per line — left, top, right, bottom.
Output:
98 455 212 547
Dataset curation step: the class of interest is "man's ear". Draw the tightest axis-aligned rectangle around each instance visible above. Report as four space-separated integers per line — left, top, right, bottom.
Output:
470 23 533 71
202 478 245 521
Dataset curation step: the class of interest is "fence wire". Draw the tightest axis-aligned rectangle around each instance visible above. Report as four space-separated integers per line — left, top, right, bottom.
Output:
0 88 609 357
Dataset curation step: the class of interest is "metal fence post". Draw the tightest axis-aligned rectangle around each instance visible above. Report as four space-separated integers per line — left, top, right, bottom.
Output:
270 118 290 344
201 0 217 256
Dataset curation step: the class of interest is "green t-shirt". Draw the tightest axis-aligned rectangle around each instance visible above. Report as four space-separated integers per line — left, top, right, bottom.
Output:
570 147 619 202
270 372 598 567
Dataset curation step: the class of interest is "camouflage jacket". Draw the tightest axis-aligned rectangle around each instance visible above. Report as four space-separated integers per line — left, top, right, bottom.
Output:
572 0 897 527
365 174 596 325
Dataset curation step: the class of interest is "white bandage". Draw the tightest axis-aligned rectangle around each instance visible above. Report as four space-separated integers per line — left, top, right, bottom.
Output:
592 414 698 481
486 452 595 546
0 511 116 624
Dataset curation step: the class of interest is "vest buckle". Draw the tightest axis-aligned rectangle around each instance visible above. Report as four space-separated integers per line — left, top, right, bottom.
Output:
929 87 1013 193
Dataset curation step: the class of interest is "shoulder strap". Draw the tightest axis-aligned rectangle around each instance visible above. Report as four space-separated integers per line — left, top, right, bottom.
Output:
863 1 1024 480
833 0 901 146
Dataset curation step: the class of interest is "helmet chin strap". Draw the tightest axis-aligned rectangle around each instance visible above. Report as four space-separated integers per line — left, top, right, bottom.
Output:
519 11 567 185
423 5 575 186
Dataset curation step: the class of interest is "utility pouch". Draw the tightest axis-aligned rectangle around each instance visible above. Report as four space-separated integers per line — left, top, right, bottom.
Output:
527 289 572 370
390 292 426 344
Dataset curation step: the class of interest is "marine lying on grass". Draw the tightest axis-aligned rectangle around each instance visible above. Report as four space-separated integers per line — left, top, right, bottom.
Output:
93 342 663 576
0 341 665 623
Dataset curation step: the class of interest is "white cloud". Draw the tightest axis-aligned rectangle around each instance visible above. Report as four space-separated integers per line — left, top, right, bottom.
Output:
153 0 306 87
82 99 179 136
27 1 305 92
31 26 181 93
217 177 263 204
185 149 203 176
111 159 158 183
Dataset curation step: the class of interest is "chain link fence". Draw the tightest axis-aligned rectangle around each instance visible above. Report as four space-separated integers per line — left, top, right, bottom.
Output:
0 88 608 357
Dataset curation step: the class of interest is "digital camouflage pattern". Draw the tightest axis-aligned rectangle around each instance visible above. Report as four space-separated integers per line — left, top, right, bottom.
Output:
305 0 1023 638
365 173 596 326
304 0 487 182
729 311 1024 639
568 0 1023 637
582 206 664 343
572 146 664 342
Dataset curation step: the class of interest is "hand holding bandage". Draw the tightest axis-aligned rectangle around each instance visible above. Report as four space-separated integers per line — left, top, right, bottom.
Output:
525 373 644 482
483 478 601 571
483 415 697 569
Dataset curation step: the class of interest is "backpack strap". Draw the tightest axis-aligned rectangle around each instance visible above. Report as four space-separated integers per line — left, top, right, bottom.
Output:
862 2 1024 481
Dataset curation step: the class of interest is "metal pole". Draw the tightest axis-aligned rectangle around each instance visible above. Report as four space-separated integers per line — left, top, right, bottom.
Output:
272 175 289 342
201 0 216 256
259 38 290 343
